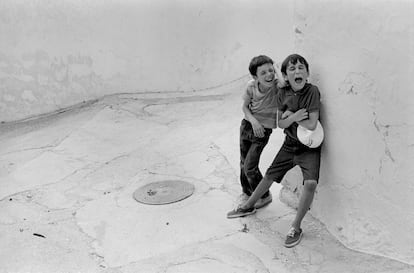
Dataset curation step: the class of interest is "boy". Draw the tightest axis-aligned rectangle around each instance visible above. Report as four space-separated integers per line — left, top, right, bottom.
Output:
238 55 283 209
228 54 323 248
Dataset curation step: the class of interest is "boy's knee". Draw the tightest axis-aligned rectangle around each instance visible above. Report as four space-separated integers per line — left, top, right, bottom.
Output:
303 180 318 191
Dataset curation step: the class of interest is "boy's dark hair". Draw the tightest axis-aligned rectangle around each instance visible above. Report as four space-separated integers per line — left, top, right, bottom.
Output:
281 54 309 75
249 55 274 76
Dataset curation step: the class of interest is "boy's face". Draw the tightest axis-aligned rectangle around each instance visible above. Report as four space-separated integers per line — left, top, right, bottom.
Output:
285 60 309 91
254 63 275 90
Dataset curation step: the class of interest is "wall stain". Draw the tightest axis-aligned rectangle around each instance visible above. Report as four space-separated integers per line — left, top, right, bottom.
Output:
373 114 395 174
0 51 105 122
339 72 374 96
295 27 303 34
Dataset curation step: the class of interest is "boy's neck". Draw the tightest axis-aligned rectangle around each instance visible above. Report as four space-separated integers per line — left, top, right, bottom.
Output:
258 82 272 93
291 83 308 93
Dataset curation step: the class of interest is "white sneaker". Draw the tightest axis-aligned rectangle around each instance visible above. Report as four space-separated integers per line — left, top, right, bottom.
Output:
254 193 272 209
284 227 303 247
238 193 250 203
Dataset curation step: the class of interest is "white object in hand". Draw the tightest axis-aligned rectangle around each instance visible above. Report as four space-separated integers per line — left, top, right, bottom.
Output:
297 121 324 148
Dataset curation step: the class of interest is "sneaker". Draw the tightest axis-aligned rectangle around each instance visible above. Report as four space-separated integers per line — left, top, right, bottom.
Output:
284 227 303 248
227 205 256 219
254 193 272 209
238 193 250 203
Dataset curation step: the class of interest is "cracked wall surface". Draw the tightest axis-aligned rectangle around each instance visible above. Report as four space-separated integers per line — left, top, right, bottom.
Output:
284 0 414 265
0 0 294 123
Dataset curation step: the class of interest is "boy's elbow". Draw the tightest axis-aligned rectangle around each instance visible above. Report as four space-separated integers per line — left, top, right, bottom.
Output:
308 120 319 130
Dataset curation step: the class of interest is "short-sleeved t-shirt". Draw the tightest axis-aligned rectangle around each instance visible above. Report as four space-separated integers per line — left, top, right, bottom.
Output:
276 83 321 141
242 79 279 129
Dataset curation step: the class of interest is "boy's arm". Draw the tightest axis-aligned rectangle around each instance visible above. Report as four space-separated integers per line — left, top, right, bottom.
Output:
278 109 319 130
296 86 320 130
277 108 309 129
281 110 293 119
297 111 319 130
242 97 265 138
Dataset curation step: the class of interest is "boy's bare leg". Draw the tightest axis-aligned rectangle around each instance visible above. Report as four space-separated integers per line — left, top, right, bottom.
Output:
291 179 318 230
242 176 274 209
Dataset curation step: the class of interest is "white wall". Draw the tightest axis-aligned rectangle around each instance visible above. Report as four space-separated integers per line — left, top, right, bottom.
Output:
0 0 294 122
4 0 413 266
285 0 414 265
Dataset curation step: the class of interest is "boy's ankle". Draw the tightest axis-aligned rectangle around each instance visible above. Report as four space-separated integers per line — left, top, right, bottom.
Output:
240 203 252 210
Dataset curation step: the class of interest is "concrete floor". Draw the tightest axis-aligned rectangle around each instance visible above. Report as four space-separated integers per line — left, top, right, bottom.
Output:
1 81 413 273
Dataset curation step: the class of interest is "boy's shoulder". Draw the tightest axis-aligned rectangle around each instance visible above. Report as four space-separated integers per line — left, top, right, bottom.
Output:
306 82 319 91
304 83 321 98
245 79 258 95
277 85 290 96
246 79 256 88
243 79 256 100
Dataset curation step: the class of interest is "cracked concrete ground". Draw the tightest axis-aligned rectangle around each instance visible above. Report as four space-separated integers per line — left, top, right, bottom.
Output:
1 81 413 273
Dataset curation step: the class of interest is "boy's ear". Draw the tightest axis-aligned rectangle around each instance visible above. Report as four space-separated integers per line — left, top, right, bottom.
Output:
252 75 258 80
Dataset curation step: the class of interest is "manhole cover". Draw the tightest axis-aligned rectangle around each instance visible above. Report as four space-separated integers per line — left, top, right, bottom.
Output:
133 180 195 205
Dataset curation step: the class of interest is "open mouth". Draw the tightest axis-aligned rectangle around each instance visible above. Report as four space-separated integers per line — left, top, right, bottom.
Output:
265 75 275 83
294 77 303 84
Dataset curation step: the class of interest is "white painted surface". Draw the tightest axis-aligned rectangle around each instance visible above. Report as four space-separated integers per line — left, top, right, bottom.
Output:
0 0 294 122
1 0 414 267
1 85 411 272
284 0 414 265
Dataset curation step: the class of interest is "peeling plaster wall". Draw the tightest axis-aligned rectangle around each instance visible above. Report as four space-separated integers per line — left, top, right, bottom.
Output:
283 0 414 264
0 0 294 122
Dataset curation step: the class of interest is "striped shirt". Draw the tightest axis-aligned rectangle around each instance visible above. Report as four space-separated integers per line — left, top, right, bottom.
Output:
242 79 279 129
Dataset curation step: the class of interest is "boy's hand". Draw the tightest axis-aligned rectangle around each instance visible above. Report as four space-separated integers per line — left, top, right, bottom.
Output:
292 109 308 122
281 110 293 119
277 79 287 88
251 119 265 138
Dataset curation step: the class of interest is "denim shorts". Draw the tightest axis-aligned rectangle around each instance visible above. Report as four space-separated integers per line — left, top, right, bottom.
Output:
265 136 321 183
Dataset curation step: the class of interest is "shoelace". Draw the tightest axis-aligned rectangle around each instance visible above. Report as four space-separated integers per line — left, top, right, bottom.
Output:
235 204 254 213
232 204 243 211
287 227 297 237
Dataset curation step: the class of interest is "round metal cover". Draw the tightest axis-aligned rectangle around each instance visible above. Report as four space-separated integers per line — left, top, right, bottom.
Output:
133 180 195 205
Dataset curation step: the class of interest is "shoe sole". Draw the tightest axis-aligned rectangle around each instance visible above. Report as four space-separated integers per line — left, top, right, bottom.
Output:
284 232 303 248
254 198 272 209
227 209 256 219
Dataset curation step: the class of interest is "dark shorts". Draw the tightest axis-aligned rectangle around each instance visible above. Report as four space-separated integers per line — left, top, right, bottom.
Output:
265 136 321 184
